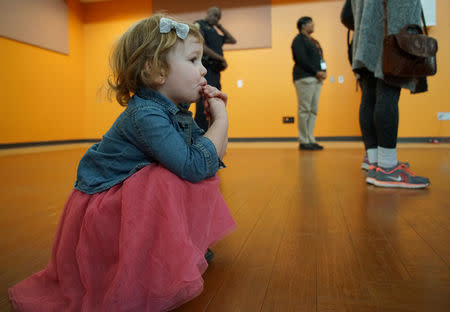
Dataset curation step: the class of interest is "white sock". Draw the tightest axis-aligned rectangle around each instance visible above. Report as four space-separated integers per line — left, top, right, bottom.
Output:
378 147 398 169
366 148 378 164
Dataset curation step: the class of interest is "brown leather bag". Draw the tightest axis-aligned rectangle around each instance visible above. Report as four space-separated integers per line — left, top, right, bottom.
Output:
382 0 438 78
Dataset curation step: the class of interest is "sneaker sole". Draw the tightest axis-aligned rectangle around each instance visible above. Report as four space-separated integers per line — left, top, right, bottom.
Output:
365 177 376 185
205 249 214 262
372 180 429 189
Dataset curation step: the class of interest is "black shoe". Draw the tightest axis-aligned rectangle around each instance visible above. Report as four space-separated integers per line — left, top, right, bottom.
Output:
311 143 324 150
299 143 314 150
205 248 214 263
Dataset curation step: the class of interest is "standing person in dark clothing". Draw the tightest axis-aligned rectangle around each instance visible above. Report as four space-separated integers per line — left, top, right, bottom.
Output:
195 7 236 131
292 16 327 151
352 0 429 188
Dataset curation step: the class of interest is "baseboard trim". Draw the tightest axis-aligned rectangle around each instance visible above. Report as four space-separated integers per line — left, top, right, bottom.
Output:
1 137 449 150
0 139 100 150
228 137 450 143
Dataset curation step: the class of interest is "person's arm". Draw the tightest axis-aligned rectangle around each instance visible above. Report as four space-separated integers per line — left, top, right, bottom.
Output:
317 41 327 81
204 111 228 160
220 134 228 159
203 44 225 62
202 85 228 160
216 24 237 44
191 99 228 161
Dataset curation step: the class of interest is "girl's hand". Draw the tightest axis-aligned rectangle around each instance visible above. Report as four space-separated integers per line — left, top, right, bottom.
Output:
201 85 227 122
202 85 227 105
201 85 229 159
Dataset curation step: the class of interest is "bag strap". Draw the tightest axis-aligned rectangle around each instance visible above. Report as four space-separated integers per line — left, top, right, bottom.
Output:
347 29 352 47
382 0 388 37
421 9 428 35
382 0 428 37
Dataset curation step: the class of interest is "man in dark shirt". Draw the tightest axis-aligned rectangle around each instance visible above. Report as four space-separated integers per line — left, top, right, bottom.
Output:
195 7 236 131
292 16 327 150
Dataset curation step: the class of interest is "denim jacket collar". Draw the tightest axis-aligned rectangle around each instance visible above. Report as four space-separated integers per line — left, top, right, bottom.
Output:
136 86 179 115
135 86 192 115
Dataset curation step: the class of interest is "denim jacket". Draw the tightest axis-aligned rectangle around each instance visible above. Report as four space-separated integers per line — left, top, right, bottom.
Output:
74 87 220 194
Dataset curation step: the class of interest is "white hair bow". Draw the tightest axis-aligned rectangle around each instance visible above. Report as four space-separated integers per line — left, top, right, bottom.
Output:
159 17 189 40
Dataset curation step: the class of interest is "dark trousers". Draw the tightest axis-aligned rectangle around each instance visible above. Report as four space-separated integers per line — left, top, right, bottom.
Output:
359 70 401 150
195 68 221 131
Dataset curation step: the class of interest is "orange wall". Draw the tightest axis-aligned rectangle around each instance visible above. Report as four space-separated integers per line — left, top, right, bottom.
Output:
82 0 152 138
82 0 450 140
1 0 449 144
224 0 360 138
222 0 450 138
0 0 85 144
399 0 450 138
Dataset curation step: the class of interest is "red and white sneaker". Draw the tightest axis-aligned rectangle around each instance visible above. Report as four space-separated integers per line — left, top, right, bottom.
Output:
361 156 371 171
372 164 430 189
365 164 378 185
362 156 410 171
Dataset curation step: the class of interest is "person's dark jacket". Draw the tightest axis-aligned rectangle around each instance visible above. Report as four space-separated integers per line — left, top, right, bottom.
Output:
291 34 322 81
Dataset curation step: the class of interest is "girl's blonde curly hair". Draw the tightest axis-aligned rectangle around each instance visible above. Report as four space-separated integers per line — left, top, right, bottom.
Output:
108 14 203 106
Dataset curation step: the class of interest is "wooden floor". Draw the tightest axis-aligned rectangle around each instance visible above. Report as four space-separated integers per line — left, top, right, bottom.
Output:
1 143 449 311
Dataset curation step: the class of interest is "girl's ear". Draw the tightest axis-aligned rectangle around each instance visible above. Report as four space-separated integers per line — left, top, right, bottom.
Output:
144 60 153 76
145 60 166 86
157 70 166 85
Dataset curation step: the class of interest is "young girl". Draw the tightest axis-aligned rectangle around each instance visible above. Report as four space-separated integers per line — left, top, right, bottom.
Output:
9 14 236 312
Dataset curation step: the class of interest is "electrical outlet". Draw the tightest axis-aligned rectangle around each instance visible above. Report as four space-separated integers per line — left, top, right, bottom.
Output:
282 116 295 123
437 112 450 120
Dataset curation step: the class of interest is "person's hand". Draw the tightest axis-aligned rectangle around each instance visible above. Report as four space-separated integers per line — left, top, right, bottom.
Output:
217 55 226 63
316 71 327 81
221 60 228 70
201 85 227 122
316 71 324 80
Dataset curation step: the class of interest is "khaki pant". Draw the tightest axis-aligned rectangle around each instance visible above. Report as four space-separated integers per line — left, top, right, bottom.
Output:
294 77 322 144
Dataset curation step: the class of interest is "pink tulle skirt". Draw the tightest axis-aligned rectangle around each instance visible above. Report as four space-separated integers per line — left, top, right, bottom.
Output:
9 164 236 312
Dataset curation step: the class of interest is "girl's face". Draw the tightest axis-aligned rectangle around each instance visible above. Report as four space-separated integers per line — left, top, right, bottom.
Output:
158 35 207 105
